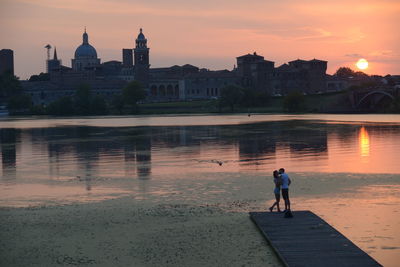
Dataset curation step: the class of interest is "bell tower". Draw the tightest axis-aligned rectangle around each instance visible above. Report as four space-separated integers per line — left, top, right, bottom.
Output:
134 28 150 86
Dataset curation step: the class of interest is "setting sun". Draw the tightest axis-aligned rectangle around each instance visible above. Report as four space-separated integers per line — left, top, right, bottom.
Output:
356 58 369 70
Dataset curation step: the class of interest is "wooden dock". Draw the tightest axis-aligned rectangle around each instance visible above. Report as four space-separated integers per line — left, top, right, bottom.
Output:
249 211 382 267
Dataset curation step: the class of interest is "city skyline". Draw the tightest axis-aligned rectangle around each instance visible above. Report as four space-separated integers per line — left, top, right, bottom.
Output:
1 0 399 79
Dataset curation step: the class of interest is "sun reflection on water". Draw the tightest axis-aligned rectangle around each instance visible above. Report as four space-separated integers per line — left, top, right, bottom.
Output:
359 126 370 158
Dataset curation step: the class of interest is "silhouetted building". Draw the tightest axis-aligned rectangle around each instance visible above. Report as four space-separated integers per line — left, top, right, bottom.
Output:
236 52 275 92
99 60 123 77
71 29 100 71
270 59 327 96
134 28 150 87
288 59 327 94
326 74 348 92
0 49 14 75
178 69 237 100
122 48 133 67
47 47 61 73
235 53 328 96
23 28 329 105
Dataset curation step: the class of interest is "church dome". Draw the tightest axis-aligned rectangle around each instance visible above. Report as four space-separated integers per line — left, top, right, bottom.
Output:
75 44 97 58
74 29 98 59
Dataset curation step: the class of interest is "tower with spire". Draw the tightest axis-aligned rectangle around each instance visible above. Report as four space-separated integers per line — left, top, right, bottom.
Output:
46 46 61 73
133 28 150 86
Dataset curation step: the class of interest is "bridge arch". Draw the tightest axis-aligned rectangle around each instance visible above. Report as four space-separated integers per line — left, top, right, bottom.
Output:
357 90 395 108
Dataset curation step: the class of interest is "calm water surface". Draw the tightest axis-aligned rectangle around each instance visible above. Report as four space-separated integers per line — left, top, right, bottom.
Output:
1 114 399 266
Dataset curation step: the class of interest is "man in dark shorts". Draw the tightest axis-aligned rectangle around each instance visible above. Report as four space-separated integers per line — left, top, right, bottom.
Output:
279 168 291 211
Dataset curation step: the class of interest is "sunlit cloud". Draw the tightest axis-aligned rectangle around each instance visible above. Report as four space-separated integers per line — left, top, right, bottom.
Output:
345 53 363 58
369 50 397 57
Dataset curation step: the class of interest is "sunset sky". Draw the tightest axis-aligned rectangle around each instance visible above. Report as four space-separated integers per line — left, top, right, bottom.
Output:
0 0 399 79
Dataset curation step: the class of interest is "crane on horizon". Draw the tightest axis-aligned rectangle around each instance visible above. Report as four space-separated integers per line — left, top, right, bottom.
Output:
44 44 51 61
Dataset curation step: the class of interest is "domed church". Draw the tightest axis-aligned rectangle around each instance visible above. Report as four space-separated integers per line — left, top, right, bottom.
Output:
24 27 329 107
71 28 100 71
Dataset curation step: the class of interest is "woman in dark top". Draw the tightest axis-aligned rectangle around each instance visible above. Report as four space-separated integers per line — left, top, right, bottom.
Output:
269 170 281 212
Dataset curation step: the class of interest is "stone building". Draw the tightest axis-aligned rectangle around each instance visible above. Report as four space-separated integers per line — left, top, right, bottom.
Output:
22 28 329 106
47 47 61 73
269 59 327 96
179 70 237 100
122 49 133 67
0 49 14 75
235 53 327 96
326 75 348 92
287 59 327 94
147 63 238 101
133 28 150 87
236 52 275 92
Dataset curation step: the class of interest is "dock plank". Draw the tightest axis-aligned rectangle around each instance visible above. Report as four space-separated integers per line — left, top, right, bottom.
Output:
249 211 382 267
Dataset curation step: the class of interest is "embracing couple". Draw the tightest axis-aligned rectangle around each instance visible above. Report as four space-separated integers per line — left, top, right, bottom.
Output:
269 168 291 213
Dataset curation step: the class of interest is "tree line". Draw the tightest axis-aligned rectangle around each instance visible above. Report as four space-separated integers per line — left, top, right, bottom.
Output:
0 73 147 115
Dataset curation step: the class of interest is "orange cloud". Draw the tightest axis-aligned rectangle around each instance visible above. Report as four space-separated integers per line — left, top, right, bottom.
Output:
1 0 399 78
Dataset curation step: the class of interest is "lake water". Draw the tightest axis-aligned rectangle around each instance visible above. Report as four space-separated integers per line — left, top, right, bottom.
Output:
1 114 399 266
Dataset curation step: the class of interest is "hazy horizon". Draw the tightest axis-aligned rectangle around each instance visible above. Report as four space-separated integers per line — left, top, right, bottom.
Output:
1 0 399 79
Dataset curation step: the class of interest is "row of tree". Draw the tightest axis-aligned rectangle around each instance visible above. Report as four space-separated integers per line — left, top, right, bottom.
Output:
218 85 305 112
43 81 146 116
219 85 269 111
0 72 22 99
0 73 147 115
0 72 30 114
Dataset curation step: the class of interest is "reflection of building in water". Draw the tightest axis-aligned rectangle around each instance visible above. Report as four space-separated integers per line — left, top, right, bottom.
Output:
72 127 102 190
124 143 136 177
154 126 198 148
38 127 97 189
358 126 370 158
46 128 71 178
135 135 152 179
27 127 72 180
0 128 19 179
122 128 152 179
151 126 202 157
179 126 187 146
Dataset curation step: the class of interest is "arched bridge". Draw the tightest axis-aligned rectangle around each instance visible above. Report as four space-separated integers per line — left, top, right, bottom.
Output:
352 86 399 111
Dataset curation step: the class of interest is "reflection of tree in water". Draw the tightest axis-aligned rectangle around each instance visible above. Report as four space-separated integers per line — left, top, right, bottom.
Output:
283 121 328 155
1 128 19 179
330 124 359 145
237 124 277 162
235 121 329 162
